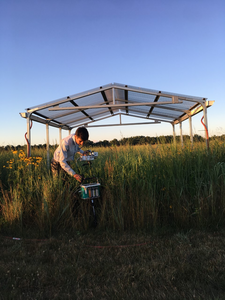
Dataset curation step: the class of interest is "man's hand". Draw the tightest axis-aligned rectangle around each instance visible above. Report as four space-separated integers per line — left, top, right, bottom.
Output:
74 174 83 182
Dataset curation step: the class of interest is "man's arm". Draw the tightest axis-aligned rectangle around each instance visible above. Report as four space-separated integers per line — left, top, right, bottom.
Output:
59 145 76 176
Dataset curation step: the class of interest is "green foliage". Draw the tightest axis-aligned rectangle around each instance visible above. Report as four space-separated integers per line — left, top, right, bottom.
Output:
1 140 225 236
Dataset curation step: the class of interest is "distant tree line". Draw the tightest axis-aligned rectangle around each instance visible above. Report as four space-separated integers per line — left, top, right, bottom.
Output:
85 134 206 148
1 134 224 151
88 134 225 147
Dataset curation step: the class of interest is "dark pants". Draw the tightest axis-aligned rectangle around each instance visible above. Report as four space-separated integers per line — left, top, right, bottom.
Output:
51 159 70 177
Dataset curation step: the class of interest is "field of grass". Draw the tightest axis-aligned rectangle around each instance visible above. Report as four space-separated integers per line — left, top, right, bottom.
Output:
1 140 225 235
1 140 225 298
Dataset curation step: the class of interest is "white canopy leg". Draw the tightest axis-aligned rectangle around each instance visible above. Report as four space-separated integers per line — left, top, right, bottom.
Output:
112 87 115 105
180 122 183 147
46 123 50 168
59 127 62 144
189 116 193 145
202 103 209 149
27 115 31 157
172 123 176 145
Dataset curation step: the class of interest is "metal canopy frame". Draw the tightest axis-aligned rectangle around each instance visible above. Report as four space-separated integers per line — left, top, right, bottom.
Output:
20 83 215 162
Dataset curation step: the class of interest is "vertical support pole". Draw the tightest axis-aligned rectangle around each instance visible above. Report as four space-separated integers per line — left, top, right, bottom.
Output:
68 129 71 135
189 116 193 145
27 114 31 157
46 123 50 169
202 103 209 150
112 88 115 105
59 127 62 145
180 122 183 147
172 123 176 145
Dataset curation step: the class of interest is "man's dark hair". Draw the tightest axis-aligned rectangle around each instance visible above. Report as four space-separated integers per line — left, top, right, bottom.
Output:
75 127 89 141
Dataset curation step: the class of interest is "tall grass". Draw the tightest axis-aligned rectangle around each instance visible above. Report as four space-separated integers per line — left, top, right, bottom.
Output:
1 140 225 236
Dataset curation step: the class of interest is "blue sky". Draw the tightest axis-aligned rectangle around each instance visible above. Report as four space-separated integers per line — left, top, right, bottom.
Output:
0 0 224 146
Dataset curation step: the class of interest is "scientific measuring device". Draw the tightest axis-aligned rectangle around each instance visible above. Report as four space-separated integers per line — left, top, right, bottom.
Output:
77 150 101 227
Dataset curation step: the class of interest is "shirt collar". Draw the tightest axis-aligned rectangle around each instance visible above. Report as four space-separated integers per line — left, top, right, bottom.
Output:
72 134 76 145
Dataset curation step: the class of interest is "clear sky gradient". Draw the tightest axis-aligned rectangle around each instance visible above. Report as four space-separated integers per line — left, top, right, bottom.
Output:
0 0 224 146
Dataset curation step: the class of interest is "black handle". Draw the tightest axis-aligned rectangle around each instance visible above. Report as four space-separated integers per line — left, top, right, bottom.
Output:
81 176 97 183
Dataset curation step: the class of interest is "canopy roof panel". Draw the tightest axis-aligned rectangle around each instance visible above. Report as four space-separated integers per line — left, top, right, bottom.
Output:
21 83 214 130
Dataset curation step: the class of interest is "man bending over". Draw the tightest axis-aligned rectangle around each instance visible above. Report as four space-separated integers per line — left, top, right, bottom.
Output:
51 127 89 182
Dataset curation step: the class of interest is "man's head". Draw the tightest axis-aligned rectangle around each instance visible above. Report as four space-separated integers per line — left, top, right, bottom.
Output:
75 127 89 146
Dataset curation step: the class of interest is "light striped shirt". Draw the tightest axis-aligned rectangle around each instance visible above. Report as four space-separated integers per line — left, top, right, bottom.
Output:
53 134 84 176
